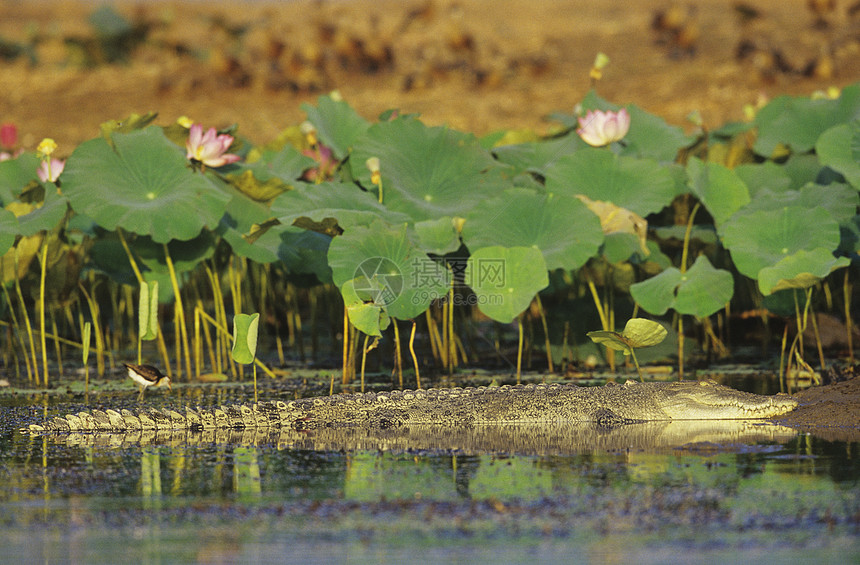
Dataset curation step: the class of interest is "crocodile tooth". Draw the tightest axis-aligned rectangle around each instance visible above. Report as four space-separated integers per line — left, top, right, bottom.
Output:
121 409 142 430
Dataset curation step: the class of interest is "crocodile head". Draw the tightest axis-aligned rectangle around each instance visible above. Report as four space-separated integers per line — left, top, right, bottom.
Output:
648 380 798 420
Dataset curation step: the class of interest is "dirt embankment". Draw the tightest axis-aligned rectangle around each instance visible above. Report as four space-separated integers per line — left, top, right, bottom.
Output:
778 374 860 442
1 0 858 149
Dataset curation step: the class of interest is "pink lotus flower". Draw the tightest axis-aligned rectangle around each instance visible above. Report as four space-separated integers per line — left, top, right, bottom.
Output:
1 123 17 150
37 158 65 183
185 123 241 168
577 108 630 147
301 143 337 182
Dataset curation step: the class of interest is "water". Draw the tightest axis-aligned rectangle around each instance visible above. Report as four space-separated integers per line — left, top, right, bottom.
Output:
0 383 857 564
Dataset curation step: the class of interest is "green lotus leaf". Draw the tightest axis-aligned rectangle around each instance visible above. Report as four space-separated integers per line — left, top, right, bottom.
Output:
491 135 585 174
838 215 860 258
629 267 682 316
753 84 860 156
602 232 645 263
816 121 860 189
671 256 735 317
619 104 691 162
797 183 859 224
652 225 718 246
544 148 676 217
340 279 390 337
99 111 158 140
464 246 548 324
587 318 668 354
328 220 449 320
557 91 691 162
724 186 855 219
227 144 316 201
216 191 280 263
853 119 860 165
462 188 603 271
301 93 370 158
0 208 18 255
277 226 332 283
780 153 824 189
1 233 41 283
757 248 851 295
231 312 260 364
138 280 159 341
61 126 231 243
414 216 462 255
16 190 69 236
271 181 411 234
621 318 668 348
686 157 750 226
734 162 792 198
82 322 91 364
350 117 513 221
0 152 40 204
586 330 634 354
720 206 839 280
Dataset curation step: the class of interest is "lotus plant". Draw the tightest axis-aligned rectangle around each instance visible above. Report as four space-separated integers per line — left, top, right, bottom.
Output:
577 108 630 147
185 123 241 169
37 158 65 183
36 138 64 183
301 142 337 182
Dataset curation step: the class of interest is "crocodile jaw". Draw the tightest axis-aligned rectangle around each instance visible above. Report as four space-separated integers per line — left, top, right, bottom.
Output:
656 380 798 420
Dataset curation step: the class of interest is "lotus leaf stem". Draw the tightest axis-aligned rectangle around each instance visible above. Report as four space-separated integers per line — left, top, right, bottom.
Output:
116 228 144 284
14 247 38 382
516 315 524 384
845 271 855 365
392 319 403 389
38 242 48 386
409 320 421 390
360 332 370 392
535 294 554 373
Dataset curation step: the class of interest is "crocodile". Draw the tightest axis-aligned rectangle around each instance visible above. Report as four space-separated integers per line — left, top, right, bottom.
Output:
25 380 798 437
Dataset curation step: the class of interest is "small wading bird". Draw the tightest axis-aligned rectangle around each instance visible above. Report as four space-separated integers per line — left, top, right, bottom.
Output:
123 363 171 400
